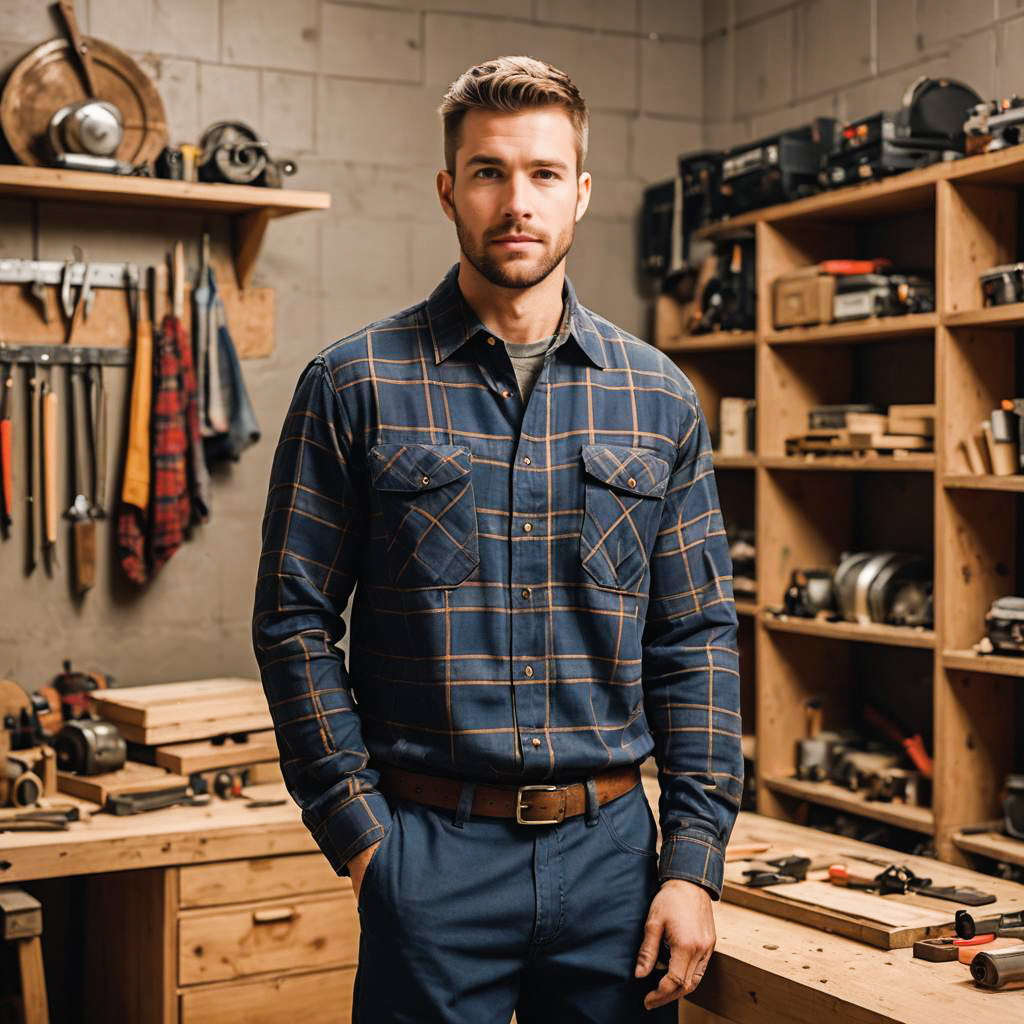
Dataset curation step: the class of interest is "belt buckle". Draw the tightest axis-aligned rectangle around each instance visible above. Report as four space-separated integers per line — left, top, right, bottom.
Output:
515 784 563 825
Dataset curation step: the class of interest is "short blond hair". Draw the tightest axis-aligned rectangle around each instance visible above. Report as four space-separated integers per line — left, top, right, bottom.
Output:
439 55 589 176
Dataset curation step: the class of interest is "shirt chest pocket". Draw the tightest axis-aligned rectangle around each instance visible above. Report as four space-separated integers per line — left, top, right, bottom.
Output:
579 444 670 593
369 443 480 589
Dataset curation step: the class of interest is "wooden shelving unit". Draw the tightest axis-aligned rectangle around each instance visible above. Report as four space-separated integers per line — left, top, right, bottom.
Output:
0 165 331 287
660 144 1024 864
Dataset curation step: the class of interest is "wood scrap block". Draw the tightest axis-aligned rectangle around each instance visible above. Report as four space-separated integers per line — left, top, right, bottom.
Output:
150 731 279 774
888 404 936 437
57 761 188 804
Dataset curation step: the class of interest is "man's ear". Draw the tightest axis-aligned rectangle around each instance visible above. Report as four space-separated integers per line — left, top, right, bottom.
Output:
437 169 456 223
575 171 592 223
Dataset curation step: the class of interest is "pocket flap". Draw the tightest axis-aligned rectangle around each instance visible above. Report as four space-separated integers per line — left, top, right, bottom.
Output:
581 444 670 498
370 443 472 492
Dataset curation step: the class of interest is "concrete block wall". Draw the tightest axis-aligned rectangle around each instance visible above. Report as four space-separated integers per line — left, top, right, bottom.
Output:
0 0 702 689
703 0 1024 149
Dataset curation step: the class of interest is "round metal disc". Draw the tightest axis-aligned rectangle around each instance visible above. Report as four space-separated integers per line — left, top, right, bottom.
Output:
0 35 168 167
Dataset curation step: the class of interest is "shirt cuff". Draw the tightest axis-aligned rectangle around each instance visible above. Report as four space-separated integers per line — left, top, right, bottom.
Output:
302 790 393 877
658 825 726 900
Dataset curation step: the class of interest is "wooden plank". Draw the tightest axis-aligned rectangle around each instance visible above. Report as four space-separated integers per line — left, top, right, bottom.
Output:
91 678 263 708
96 695 271 728
723 876 953 949
0 165 330 216
57 762 189 804
153 732 280 774
113 712 275 746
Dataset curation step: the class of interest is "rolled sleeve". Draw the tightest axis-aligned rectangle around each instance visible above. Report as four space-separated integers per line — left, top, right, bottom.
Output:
252 355 391 876
642 387 743 900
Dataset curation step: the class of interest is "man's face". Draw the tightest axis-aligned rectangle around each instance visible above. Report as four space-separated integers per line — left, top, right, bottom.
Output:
438 107 591 290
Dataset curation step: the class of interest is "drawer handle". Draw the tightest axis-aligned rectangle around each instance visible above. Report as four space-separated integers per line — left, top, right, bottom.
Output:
253 907 297 925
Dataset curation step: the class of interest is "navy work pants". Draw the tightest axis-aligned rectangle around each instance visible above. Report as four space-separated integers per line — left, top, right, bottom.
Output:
352 778 677 1022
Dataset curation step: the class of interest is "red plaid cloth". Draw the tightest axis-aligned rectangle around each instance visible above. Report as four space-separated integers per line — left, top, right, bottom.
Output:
149 313 191 573
117 314 194 583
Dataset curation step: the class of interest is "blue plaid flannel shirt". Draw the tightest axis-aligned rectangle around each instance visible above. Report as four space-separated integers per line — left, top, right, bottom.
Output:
252 265 742 898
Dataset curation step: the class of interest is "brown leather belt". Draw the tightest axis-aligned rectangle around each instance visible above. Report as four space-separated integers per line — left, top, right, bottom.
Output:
376 763 641 825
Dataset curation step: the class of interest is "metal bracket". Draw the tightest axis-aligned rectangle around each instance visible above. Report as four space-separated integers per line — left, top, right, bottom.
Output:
0 343 130 367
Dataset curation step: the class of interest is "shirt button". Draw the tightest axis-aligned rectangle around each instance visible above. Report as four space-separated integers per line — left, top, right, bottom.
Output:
522 456 531 465
501 389 512 398
487 336 496 346
523 522 533 533
628 477 636 487
524 665 534 677
521 587 531 599
531 737 541 748
421 475 430 485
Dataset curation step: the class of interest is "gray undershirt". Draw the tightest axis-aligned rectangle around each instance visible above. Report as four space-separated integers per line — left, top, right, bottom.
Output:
504 334 557 405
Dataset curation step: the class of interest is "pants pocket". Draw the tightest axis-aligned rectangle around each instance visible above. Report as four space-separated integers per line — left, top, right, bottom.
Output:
599 785 658 858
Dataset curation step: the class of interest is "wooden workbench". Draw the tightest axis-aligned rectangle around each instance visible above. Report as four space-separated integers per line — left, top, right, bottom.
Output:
1 781 1023 1022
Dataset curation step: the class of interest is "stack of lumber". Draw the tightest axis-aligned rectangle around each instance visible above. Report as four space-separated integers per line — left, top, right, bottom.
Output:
89 678 272 745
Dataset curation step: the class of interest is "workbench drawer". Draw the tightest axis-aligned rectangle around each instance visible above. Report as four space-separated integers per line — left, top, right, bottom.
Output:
180 966 356 1023
179 852 345 908
178 891 360 985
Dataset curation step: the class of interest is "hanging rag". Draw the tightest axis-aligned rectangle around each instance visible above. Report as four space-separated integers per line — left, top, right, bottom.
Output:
116 277 154 585
200 264 260 464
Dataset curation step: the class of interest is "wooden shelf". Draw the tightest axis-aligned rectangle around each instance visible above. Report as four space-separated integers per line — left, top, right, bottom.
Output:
943 303 1024 329
763 313 937 346
944 474 1024 492
713 453 758 469
0 165 331 288
762 612 936 649
735 598 758 617
761 454 936 472
953 831 1024 868
763 776 935 834
943 650 1024 678
658 331 756 353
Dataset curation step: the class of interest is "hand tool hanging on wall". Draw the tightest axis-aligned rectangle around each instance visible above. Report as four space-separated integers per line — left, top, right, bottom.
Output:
85 362 107 520
65 364 95 593
0 362 12 538
116 265 153 584
24 365 38 573
40 366 59 571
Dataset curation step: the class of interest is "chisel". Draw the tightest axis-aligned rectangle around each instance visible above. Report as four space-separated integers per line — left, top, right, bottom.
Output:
40 372 60 569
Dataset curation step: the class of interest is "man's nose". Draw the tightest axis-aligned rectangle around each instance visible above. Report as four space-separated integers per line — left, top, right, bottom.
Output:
500 172 533 221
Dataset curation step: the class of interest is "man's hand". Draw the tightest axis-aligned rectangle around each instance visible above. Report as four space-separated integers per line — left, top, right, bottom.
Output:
635 878 716 1010
347 839 383 903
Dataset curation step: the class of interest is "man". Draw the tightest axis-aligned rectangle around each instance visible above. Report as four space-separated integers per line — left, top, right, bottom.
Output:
253 55 742 1022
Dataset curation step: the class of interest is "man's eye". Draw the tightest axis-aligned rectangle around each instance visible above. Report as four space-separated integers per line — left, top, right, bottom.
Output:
475 168 500 178
536 170 558 180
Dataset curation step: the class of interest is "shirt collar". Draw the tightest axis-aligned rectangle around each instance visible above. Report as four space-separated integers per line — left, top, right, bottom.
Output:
426 263 608 370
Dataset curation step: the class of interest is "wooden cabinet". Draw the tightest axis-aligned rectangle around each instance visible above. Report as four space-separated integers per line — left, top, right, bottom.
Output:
84 852 360 1023
660 145 1024 869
